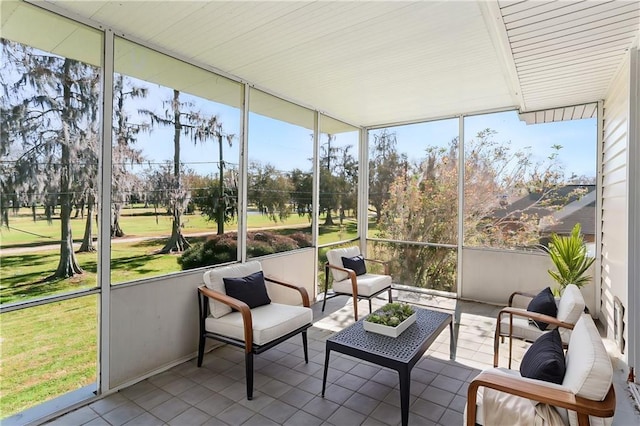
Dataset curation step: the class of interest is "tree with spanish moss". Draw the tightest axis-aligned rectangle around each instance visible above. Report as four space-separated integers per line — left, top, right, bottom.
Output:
111 74 148 237
1 39 100 278
140 90 232 252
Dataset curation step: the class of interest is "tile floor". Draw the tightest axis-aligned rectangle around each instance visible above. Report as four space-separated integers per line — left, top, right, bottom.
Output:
44 291 640 426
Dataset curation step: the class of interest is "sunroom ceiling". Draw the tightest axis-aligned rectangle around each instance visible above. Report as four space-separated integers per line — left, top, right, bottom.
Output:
18 1 640 127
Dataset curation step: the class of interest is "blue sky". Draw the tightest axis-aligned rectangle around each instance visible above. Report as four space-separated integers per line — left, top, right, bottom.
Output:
130 80 596 181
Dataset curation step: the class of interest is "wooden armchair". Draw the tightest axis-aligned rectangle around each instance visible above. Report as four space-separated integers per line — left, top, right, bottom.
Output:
468 314 615 426
197 261 313 400
495 284 585 368
322 246 392 320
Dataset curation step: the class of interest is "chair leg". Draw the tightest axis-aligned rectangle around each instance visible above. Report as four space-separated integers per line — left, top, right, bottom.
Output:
322 265 329 312
508 336 513 370
369 298 373 313
388 287 392 303
353 295 359 321
245 352 254 400
197 334 206 367
302 331 309 363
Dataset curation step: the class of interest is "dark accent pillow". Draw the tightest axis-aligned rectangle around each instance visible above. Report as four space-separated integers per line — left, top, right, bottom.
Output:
527 287 557 331
342 255 367 276
223 271 271 309
520 329 566 384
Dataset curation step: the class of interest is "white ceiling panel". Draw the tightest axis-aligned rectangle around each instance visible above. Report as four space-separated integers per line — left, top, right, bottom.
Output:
498 0 639 112
3 0 637 127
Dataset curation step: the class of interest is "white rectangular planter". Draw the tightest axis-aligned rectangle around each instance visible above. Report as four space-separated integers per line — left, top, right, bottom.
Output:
363 312 416 338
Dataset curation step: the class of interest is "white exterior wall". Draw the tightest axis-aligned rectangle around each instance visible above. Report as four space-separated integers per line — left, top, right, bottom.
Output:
108 249 316 389
461 247 596 312
601 51 633 364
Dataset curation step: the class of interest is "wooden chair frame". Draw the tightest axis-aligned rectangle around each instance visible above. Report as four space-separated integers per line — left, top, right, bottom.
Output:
494 290 575 369
466 370 616 426
322 258 392 320
197 276 311 400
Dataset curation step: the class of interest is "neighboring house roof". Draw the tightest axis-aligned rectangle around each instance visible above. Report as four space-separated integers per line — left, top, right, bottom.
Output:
543 200 596 235
490 185 596 235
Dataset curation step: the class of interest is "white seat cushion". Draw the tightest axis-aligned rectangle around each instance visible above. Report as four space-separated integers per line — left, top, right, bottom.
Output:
499 313 571 345
203 261 262 318
466 368 569 426
332 273 391 297
205 303 313 346
326 246 361 282
563 314 613 426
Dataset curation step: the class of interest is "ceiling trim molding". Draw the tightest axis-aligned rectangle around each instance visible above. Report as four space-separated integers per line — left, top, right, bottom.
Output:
478 0 525 111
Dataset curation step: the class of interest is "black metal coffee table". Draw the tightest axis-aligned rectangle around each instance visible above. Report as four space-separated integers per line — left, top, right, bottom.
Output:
321 308 454 426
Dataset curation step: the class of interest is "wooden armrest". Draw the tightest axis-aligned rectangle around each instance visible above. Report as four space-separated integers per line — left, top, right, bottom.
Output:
325 263 358 281
508 290 537 308
363 258 390 274
264 276 310 307
466 370 615 426
498 306 575 332
198 286 254 352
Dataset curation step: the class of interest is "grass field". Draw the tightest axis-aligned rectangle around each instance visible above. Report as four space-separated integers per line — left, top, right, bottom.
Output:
0 297 98 419
0 206 360 418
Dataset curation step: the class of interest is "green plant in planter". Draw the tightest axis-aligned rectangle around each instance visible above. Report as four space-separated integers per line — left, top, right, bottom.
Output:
366 302 415 327
543 223 595 294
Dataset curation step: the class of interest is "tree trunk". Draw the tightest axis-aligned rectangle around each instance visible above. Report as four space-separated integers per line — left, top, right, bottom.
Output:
111 203 125 237
52 145 83 278
324 209 334 226
51 59 83 279
159 208 190 253
78 193 96 252
45 203 53 224
31 204 37 222
160 89 189 253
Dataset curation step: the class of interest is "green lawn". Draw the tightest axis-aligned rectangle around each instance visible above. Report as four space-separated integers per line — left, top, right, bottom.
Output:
0 206 314 249
0 296 97 418
0 208 363 418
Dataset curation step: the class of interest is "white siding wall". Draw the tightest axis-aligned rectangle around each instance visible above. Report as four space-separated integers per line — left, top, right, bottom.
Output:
461 247 596 312
601 53 631 361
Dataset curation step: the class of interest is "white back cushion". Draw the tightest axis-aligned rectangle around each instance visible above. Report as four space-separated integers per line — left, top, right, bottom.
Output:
326 246 360 282
557 284 585 325
203 261 262 318
563 314 612 401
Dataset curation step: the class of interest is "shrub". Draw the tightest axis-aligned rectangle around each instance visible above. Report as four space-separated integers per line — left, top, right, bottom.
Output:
178 231 312 270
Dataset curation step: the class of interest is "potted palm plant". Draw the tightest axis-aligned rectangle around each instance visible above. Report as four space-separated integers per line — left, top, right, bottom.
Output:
543 223 595 295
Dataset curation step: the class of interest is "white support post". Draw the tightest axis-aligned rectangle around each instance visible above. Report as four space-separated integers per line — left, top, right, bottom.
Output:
627 46 639 373
238 84 250 263
595 100 604 319
358 128 369 256
457 116 465 299
312 112 320 296
98 29 115 395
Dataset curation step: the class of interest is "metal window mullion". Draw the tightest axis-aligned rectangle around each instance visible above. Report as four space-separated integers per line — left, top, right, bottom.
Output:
457 116 465 299
238 84 250 263
359 128 369 255
98 29 115 395
0 288 101 313
312 112 320 295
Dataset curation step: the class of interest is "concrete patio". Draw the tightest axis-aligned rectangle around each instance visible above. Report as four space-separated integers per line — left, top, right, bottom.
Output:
44 292 639 426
